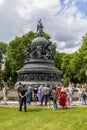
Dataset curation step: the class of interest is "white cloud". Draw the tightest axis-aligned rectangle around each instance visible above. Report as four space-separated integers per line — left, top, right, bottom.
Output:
64 0 70 5
17 0 60 17
59 46 80 53
0 0 5 5
58 41 66 49
0 0 87 53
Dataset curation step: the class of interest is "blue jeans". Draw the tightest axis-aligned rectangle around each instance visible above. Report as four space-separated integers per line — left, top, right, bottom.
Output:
69 94 72 104
53 99 58 109
82 95 86 105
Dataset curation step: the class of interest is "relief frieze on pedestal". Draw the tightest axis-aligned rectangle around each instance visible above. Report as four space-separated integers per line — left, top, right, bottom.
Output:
17 73 60 81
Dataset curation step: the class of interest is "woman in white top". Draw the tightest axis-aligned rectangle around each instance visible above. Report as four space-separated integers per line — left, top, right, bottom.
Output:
3 83 9 104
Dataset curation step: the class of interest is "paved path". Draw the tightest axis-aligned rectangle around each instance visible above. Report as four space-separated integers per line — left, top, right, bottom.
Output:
0 100 86 108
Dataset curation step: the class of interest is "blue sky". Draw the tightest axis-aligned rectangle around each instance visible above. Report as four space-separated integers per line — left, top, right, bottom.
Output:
76 0 87 16
60 0 87 15
0 0 87 53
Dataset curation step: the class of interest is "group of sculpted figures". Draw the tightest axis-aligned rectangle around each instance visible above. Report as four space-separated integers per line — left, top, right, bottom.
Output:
25 41 55 61
25 19 55 61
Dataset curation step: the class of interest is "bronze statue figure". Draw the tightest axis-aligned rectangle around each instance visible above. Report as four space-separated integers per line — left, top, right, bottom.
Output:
37 19 44 37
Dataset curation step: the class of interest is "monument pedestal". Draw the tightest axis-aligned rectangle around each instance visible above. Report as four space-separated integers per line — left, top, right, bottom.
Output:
17 59 62 86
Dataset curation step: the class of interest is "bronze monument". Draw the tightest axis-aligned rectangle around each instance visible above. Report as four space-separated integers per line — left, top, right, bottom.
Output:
17 19 62 86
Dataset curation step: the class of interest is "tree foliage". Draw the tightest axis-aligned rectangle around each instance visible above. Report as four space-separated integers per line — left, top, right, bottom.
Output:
0 42 7 87
55 51 65 70
0 42 7 63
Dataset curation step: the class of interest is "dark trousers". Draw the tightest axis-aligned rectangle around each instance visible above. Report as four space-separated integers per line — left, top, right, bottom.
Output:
19 98 26 112
26 93 32 103
41 95 48 106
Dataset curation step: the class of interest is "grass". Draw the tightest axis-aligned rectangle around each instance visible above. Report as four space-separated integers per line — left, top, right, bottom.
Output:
0 106 87 130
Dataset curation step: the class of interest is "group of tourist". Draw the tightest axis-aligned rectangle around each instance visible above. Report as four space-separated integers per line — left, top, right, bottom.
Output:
16 82 75 112
1 82 87 112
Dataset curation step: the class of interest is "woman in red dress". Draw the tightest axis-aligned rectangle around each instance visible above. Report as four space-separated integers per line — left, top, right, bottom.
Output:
59 87 67 108
56 84 61 103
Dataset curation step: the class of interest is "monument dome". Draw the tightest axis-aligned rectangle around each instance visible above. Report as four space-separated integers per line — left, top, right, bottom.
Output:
32 37 48 46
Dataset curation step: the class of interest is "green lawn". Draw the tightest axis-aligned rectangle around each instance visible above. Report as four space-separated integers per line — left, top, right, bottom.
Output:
0 106 87 130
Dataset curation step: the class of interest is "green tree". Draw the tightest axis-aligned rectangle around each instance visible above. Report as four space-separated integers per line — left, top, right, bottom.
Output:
55 51 66 70
0 42 7 63
0 42 7 87
77 34 87 82
4 37 24 83
61 53 73 85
